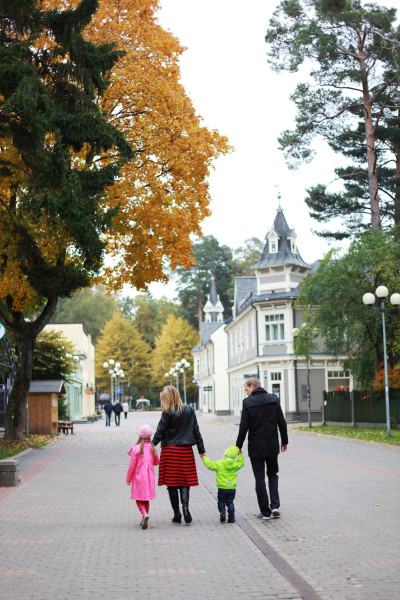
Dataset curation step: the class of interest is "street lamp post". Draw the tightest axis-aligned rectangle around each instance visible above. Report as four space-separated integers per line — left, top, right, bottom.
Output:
362 286 400 437
103 359 114 403
179 359 191 404
174 361 181 393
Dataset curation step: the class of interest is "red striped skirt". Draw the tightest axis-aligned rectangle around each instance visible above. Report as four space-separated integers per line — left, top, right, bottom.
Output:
158 445 199 487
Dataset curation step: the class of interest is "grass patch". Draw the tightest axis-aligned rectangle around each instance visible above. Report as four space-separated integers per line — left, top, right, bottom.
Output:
0 435 55 460
294 425 400 446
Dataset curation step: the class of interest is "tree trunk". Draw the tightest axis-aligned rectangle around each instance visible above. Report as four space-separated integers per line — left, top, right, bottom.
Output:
394 101 400 226
4 327 35 441
2 295 58 441
359 39 381 230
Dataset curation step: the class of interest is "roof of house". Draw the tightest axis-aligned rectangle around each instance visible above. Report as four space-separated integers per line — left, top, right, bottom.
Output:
253 208 310 270
29 380 66 394
200 322 223 346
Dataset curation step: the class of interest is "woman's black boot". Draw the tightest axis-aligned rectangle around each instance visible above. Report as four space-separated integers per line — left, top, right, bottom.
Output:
179 486 192 523
167 487 181 523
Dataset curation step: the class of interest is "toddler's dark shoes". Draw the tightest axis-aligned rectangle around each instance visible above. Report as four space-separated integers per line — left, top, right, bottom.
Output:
220 511 226 523
227 515 235 523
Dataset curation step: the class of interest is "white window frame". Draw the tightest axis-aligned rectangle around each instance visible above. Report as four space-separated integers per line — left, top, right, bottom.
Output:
265 313 285 342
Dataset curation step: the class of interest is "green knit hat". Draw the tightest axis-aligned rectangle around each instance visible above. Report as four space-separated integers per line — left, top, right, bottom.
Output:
224 445 239 459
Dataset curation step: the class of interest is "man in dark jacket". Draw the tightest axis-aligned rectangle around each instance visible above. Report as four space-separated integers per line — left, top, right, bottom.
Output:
103 400 113 426
112 400 123 426
236 377 288 520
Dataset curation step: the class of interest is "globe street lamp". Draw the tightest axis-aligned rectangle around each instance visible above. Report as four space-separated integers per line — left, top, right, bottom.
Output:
103 359 115 403
363 286 400 437
179 359 191 404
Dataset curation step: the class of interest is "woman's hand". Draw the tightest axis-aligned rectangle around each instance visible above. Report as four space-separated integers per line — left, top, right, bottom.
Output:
199 453 206 458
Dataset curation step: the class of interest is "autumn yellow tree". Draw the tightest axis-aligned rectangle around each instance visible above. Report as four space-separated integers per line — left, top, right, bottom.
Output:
152 314 199 399
44 0 231 289
1 0 229 439
95 312 151 400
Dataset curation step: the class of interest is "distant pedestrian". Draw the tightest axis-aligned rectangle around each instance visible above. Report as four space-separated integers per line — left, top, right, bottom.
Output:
202 446 244 523
113 400 123 426
153 385 205 524
126 424 159 529
122 400 129 419
236 378 288 520
103 400 113 426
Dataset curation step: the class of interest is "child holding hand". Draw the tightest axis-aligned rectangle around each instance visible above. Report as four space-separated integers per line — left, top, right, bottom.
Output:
203 446 244 523
126 424 159 529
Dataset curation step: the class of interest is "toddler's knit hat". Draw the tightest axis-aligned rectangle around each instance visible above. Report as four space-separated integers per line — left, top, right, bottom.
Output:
224 445 239 459
139 424 153 439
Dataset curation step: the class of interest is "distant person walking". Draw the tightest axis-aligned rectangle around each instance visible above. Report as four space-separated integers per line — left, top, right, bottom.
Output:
236 377 288 520
153 385 205 524
126 424 160 529
103 400 113 426
113 400 123 426
122 400 129 419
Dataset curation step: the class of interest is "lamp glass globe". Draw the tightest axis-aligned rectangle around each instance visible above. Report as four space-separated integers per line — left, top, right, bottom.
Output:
109 359 115 365
109 369 113 375
115 362 121 369
103 362 109 368
362 293 375 305
390 293 400 306
376 286 388 298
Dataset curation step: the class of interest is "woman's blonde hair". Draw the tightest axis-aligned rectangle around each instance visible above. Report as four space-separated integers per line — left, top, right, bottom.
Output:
136 437 157 456
160 385 183 413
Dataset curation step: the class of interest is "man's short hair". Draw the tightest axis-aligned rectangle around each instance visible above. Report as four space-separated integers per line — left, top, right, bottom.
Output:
245 377 261 389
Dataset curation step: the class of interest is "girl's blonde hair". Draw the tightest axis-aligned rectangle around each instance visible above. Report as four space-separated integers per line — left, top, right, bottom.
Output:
160 385 183 413
136 437 157 456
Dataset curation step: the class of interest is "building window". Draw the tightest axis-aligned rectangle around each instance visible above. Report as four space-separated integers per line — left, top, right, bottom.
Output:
265 314 285 341
290 239 297 253
270 372 281 381
328 370 349 378
270 239 278 254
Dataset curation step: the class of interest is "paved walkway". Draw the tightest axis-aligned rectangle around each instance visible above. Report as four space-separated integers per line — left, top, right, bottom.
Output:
0 411 399 600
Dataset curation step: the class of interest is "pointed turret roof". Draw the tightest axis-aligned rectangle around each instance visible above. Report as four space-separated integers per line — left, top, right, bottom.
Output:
253 207 310 269
203 275 224 323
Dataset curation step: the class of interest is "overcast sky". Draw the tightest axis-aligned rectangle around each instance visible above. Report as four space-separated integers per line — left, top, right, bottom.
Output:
139 0 396 299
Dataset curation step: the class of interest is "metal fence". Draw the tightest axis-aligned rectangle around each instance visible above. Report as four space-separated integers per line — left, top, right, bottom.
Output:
323 389 400 425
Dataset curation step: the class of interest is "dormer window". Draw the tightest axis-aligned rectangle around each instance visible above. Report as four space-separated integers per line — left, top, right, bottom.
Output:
270 239 278 254
290 239 297 253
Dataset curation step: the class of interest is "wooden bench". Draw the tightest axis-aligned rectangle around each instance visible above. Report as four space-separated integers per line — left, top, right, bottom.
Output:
58 421 74 435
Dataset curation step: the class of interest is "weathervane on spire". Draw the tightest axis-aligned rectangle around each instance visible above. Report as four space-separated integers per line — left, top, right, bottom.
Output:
275 185 282 210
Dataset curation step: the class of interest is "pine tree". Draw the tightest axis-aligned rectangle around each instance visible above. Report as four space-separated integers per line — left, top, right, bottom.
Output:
0 0 131 439
266 0 400 238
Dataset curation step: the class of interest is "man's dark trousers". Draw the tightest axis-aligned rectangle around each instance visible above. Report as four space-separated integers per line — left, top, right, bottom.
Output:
250 455 279 515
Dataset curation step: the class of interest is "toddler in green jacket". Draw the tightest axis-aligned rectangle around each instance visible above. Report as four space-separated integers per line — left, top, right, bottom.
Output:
202 445 244 523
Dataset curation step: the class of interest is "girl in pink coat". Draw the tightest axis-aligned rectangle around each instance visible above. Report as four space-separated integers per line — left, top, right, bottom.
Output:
126 424 160 529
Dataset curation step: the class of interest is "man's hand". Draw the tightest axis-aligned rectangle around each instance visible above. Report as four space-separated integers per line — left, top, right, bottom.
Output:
281 444 288 452
200 453 206 458
238 450 243 455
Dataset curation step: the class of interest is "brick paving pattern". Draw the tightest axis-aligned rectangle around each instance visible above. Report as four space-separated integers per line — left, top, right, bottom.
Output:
0 411 399 599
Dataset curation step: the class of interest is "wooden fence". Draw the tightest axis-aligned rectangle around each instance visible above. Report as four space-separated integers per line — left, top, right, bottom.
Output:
323 389 400 426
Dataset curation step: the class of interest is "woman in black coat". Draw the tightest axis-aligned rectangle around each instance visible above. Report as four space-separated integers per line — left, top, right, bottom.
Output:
153 386 205 524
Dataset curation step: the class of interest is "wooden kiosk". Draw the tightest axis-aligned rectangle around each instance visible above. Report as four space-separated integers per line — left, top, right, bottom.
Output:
25 380 66 435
